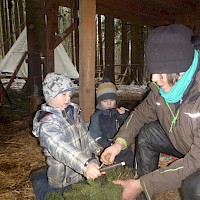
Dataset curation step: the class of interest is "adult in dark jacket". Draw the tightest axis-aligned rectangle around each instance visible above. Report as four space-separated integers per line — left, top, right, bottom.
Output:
89 79 135 167
101 24 200 200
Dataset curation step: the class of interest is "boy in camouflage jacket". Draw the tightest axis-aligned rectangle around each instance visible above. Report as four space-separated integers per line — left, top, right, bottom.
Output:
31 73 103 199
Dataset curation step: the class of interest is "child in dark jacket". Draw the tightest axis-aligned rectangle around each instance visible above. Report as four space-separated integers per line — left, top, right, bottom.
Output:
89 79 134 167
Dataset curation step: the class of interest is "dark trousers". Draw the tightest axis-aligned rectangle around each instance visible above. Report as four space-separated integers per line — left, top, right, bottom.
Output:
29 166 70 200
135 121 200 200
115 145 135 168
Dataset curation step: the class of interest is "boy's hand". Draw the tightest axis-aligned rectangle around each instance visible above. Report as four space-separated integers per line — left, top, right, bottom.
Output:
84 162 102 179
100 142 122 164
116 107 129 114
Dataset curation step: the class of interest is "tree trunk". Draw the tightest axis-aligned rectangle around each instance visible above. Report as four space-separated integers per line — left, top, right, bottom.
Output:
131 25 145 85
98 15 103 66
0 0 5 56
2 0 10 54
121 21 129 84
14 0 20 38
73 9 79 71
8 0 14 45
18 0 25 30
71 10 75 65
104 16 115 84
139 26 145 84
96 14 103 78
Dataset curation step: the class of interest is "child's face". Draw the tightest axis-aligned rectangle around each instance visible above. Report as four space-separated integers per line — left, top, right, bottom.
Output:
48 91 72 109
100 99 116 110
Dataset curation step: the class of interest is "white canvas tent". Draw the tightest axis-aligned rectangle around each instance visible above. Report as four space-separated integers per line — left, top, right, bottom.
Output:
0 27 79 79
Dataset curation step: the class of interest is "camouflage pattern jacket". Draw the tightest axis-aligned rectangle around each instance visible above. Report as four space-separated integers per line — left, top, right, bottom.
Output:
32 102 102 188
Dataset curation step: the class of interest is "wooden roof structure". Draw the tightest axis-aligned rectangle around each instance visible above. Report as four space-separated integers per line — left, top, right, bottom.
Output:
61 0 200 29
27 0 200 122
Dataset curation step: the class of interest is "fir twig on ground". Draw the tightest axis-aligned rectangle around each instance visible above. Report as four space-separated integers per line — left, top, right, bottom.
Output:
45 167 134 200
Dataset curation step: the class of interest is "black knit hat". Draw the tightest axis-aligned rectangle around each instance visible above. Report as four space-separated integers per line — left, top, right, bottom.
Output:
145 24 195 74
192 35 200 50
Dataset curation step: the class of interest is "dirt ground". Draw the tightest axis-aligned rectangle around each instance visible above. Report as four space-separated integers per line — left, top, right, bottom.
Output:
0 114 181 200
0 116 45 200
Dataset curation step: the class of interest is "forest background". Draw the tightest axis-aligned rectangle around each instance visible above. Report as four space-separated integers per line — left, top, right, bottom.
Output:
0 0 150 86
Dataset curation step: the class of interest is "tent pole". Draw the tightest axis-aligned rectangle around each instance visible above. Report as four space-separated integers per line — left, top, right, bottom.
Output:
0 80 13 109
6 51 28 90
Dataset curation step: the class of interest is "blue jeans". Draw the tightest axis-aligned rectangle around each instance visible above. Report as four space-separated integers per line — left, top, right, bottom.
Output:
29 166 70 200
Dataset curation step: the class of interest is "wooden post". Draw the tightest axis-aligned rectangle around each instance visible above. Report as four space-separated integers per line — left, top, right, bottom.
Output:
26 0 46 87
79 0 96 123
46 2 58 74
26 0 47 122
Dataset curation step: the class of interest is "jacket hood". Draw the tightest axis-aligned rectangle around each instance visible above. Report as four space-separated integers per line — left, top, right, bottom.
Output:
32 102 80 137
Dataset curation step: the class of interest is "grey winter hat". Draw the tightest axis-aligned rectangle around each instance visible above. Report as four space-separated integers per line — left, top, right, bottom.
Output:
43 72 77 102
145 24 194 74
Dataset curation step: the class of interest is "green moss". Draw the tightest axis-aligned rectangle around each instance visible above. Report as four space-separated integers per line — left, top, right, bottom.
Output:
45 166 134 200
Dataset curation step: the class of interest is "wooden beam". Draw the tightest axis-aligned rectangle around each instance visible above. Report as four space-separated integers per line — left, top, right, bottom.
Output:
58 0 78 9
54 20 78 48
96 3 161 27
6 52 28 90
55 0 200 27
79 0 96 123
148 0 200 13
96 0 178 27
56 0 200 14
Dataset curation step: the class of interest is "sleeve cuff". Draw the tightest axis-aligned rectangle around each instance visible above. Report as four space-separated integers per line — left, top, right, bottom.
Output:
84 158 97 167
115 137 127 150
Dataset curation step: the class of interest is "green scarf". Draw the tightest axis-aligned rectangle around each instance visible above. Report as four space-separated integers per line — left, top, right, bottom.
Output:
159 50 198 103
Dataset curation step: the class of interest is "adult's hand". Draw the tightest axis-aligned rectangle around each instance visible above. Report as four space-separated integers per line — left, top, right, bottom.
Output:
100 142 123 164
113 179 143 200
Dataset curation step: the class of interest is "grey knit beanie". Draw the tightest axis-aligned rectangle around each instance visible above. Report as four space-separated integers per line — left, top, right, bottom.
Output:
97 79 117 103
145 24 194 74
43 72 77 102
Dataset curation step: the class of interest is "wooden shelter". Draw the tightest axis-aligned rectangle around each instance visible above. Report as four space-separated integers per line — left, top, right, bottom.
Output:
25 0 200 122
